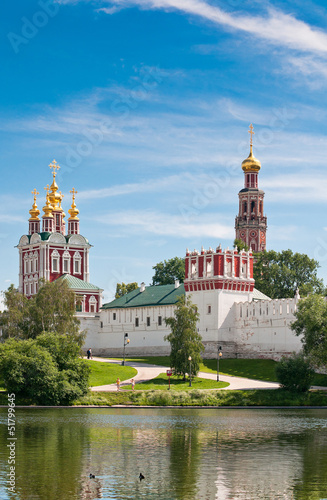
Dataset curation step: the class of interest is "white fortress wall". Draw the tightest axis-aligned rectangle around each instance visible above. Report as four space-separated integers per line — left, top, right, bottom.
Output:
218 297 303 360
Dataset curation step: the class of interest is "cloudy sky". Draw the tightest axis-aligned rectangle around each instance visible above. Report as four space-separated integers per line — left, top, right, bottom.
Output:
2 0 327 302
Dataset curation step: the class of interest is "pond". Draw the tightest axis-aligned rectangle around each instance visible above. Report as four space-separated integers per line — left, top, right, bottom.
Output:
0 407 327 499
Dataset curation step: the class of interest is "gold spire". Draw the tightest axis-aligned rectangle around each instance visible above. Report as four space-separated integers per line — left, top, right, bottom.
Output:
241 124 261 172
49 159 62 209
42 185 54 218
68 188 80 221
29 189 40 221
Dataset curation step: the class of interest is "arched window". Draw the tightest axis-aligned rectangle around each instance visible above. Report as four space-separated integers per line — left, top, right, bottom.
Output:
62 250 71 274
89 295 97 313
51 250 60 273
73 251 82 275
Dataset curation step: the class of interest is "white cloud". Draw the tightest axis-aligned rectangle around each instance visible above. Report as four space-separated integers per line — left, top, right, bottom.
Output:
87 0 327 54
93 209 234 238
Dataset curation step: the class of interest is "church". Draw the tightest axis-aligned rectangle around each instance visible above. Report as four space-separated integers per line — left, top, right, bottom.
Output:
17 127 302 359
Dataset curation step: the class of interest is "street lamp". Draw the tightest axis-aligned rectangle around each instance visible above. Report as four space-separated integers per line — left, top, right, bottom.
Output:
217 345 222 382
122 333 130 366
188 356 192 387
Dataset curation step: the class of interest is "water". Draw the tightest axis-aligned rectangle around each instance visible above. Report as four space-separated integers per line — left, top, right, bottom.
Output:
1 408 327 499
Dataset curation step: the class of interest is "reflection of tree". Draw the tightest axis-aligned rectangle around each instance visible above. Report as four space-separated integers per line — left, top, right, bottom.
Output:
293 431 327 500
168 426 201 499
3 409 90 500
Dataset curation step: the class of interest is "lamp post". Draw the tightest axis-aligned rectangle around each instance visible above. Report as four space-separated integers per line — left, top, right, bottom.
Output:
188 356 192 387
122 333 130 366
217 345 222 382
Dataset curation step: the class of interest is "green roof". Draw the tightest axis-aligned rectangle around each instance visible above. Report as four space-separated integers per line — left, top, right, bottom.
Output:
56 274 102 291
102 284 185 309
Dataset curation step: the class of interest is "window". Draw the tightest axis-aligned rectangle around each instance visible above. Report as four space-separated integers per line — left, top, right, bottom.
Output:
51 250 60 273
113 313 116 320
73 251 81 275
158 316 162 326
75 296 83 312
147 317 150 327
135 318 139 327
63 250 70 274
206 261 212 277
207 305 211 314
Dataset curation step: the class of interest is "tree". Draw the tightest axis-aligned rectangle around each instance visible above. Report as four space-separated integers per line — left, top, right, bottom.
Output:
152 257 185 285
253 249 324 299
0 332 90 405
0 280 82 342
115 282 138 299
165 295 204 379
275 353 314 392
291 294 327 368
233 238 249 252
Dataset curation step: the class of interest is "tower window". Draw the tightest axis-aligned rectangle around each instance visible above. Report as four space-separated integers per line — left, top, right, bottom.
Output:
113 313 116 320
135 317 139 327
207 305 211 314
158 316 162 326
147 317 151 327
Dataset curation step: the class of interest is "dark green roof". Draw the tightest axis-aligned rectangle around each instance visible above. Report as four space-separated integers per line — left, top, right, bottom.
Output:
102 284 185 309
56 274 102 291
39 232 52 241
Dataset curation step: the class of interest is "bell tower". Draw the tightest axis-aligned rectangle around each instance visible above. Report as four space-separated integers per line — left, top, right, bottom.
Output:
235 125 267 252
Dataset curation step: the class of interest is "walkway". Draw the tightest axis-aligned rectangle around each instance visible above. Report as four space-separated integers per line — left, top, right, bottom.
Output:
89 357 280 392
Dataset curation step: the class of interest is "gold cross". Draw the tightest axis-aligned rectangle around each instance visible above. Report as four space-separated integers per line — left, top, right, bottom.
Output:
49 159 60 174
70 188 78 199
44 184 50 196
248 124 255 146
31 188 39 200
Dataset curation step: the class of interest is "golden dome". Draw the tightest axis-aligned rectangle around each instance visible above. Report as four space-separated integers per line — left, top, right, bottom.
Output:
68 188 80 221
42 185 54 218
241 144 261 172
29 189 40 221
49 159 62 209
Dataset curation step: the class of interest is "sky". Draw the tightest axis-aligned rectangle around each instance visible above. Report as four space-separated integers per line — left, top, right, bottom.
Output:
1 0 327 303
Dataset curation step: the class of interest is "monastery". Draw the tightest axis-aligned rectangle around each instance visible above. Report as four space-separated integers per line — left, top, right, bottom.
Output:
18 127 302 359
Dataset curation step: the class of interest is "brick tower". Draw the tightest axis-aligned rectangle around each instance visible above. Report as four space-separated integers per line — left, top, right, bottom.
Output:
235 125 267 252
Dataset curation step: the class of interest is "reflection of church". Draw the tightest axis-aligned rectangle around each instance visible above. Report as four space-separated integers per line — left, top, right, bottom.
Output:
17 127 302 358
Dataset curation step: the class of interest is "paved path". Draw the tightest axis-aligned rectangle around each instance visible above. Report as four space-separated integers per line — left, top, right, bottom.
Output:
89 357 280 392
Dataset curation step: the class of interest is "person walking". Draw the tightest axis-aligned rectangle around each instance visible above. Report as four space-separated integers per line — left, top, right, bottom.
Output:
131 378 135 391
116 378 120 391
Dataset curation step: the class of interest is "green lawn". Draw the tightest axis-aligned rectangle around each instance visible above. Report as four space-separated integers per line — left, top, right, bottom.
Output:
88 361 137 387
125 373 229 391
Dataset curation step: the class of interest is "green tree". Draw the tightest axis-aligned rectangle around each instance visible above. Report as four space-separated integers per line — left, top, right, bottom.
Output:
0 280 82 342
233 238 249 252
291 294 327 368
152 257 185 285
253 249 324 299
115 282 138 299
165 295 204 379
0 332 90 405
0 284 30 339
275 352 314 392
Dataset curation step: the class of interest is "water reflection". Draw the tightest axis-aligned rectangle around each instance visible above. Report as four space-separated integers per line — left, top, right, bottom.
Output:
0 408 327 499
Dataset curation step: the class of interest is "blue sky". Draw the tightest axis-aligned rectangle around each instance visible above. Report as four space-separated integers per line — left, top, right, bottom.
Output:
2 0 327 303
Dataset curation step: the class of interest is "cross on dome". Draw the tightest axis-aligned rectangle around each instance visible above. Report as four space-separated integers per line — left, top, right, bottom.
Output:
70 187 78 199
49 159 60 176
248 124 255 146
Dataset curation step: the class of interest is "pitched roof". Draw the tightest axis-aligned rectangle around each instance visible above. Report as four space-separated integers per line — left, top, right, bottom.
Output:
253 288 271 301
56 274 102 291
102 284 185 309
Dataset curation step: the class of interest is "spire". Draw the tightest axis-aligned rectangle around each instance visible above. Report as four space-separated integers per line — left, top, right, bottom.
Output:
29 189 40 221
49 159 62 209
68 188 80 235
68 188 79 220
241 124 261 173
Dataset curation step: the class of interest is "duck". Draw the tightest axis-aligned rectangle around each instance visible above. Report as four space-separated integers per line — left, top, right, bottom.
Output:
139 473 145 480
89 474 95 479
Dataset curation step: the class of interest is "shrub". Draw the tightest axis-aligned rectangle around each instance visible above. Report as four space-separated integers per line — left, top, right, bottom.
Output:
275 353 314 392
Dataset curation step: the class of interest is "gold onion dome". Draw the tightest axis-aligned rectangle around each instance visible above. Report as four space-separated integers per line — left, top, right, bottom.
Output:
68 188 79 220
42 185 54 218
49 159 62 209
29 189 40 221
242 124 261 172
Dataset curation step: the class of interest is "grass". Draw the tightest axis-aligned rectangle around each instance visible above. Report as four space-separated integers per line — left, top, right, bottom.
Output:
74 388 327 407
125 373 229 391
88 361 137 387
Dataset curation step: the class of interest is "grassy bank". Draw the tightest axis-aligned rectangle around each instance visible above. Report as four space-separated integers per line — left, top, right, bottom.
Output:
125 374 229 390
88 361 137 386
74 389 327 407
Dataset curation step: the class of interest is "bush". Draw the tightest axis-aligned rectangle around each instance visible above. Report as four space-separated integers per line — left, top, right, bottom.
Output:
0 334 90 405
275 353 314 392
